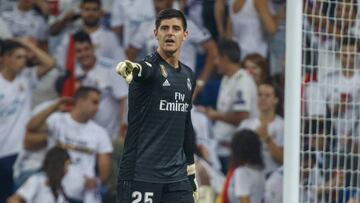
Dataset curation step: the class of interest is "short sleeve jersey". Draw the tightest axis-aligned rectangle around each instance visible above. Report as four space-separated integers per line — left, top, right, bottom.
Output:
238 116 284 174
0 68 37 157
213 69 258 156
118 52 195 183
16 172 68 203
46 112 113 200
228 166 265 203
76 57 128 138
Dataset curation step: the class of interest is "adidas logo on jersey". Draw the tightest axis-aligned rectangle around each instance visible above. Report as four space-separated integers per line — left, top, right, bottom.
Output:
162 79 171 87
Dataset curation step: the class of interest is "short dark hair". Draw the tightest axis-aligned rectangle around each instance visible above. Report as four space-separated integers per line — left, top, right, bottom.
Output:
0 40 26 56
155 8 187 30
81 0 101 6
73 86 100 101
231 130 264 169
73 30 92 45
218 38 241 63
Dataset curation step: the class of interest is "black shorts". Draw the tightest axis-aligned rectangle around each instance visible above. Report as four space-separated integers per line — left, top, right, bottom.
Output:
117 179 194 203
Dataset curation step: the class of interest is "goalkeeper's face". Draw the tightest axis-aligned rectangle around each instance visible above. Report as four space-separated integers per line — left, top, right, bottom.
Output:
154 18 188 55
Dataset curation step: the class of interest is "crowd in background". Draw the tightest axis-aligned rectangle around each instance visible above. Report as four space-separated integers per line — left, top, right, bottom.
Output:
0 0 359 202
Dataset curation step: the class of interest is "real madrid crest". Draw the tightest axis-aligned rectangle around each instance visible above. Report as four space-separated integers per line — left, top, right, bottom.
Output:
160 64 168 78
187 78 192 91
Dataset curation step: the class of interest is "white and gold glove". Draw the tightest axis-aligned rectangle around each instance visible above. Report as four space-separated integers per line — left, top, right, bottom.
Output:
115 60 142 83
187 164 199 203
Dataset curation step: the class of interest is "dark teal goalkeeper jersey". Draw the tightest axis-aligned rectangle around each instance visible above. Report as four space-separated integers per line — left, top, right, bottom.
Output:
118 52 196 183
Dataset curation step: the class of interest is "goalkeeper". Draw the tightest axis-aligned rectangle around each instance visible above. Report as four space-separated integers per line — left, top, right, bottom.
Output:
116 8 198 203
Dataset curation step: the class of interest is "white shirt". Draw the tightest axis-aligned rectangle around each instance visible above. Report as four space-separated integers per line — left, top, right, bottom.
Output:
76 57 128 138
213 69 258 156
0 69 37 157
192 108 221 171
306 71 360 148
111 0 155 48
238 116 284 174
228 166 265 203
130 18 211 71
46 112 113 200
229 0 268 59
264 167 283 203
17 172 68 203
55 27 126 68
1 6 48 40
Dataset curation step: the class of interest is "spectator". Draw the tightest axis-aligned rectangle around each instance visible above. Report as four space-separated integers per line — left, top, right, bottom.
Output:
16 37 58 108
305 37 360 151
7 146 70 203
25 87 113 203
72 30 128 140
0 40 53 202
238 83 283 175
215 0 282 60
242 53 269 86
126 0 218 97
110 0 155 47
221 130 265 203
268 0 286 77
55 0 125 68
1 0 49 44
199 39 258 173
264 166 283 203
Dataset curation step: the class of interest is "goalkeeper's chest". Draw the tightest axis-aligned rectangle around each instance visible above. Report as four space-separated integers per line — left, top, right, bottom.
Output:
155 69 193 110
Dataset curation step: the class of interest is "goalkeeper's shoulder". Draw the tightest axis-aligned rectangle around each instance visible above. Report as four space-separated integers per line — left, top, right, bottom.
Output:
141 52 160 67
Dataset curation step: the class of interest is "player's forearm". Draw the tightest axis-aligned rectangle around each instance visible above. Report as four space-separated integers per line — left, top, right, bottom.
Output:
184 113 196 164
97 153 112 183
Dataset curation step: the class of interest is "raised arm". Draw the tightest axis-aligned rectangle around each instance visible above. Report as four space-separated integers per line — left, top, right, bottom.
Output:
254 0 285 35
184 111 198 201
115 60 154 83
25 98 73 150
17 38 55 77
194 39 218 98
215 0 227 39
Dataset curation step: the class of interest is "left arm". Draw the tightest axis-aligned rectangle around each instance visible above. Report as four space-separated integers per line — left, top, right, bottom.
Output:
194 39 218 97
184 112 196 165
256 123 283 164
184 111 198 200
18 38 55 77
97 153 112 184
118 97 128 139
254 0 282 35
263 137 283 164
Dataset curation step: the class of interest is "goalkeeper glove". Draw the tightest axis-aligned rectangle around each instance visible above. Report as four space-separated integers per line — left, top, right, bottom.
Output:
115 60 142 83
187 164 199 203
